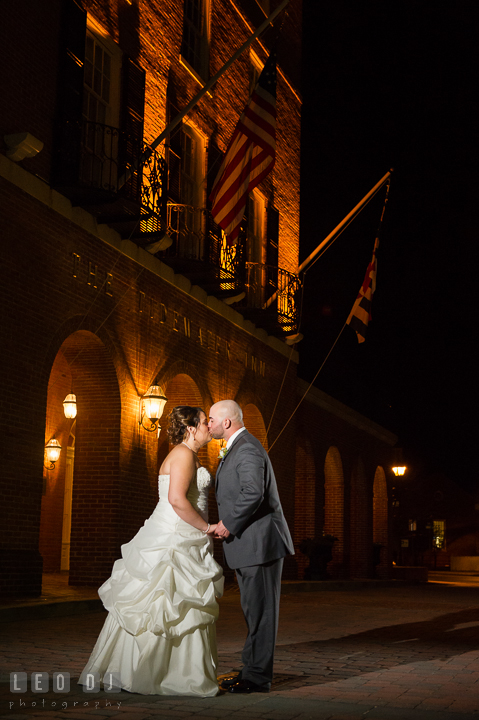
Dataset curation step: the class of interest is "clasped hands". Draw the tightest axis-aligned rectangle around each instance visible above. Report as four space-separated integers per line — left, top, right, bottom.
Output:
206 521 230 539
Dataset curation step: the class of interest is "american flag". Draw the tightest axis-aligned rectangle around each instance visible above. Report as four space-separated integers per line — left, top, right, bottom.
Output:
209 51 277 246
346 238 379 343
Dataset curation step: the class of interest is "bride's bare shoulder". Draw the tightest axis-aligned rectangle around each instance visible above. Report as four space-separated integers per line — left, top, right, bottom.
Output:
159 443 194 475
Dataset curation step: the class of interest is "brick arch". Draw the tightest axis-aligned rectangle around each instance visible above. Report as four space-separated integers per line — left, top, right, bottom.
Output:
350 457 370 578
295 441 316 579
158 373 211 468
324 446 345 577
40 313 134 400
42 330 122 587
373 466 388 578
242 403 268 450
153 358 213 412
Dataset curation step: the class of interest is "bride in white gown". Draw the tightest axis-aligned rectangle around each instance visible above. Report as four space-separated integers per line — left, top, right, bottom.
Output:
79 406 224 696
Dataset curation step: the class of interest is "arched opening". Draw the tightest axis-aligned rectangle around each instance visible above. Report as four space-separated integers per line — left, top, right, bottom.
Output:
373 466 388 578
242 403 268 450
158 373 209 468
41 330 121 587
324 446 345 577
350 457 370 578
295 442 316 579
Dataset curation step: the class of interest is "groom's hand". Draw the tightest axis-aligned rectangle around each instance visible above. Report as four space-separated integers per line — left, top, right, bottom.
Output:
215 520 230 539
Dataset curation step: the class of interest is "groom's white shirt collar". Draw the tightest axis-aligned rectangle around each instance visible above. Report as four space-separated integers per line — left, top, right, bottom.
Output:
226 426 246 450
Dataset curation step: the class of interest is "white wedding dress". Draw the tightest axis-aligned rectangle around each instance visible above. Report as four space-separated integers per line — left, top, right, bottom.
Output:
78 467 224 696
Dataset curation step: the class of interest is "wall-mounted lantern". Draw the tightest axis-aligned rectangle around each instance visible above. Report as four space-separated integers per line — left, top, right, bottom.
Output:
44 438 62 470
139 385 167 434
63 394 77 419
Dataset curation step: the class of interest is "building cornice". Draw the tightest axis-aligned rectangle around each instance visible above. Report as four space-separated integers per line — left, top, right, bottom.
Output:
297 378 398 446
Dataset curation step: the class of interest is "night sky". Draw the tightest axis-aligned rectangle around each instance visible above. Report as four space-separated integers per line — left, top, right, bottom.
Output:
299 2 479 491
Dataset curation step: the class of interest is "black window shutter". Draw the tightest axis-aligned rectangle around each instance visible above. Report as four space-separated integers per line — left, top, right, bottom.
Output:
206 142 223 198
266 206 279 296
167 103 182 202
52 0 87 187
205 142 223 263
120 56 146 201
266 206 279 267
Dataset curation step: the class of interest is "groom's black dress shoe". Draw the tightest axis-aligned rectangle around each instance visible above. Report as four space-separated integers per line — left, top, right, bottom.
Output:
220 673 241 689
228 679 270 694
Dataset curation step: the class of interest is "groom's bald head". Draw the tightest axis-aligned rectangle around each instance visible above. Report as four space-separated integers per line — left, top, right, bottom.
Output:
214 400 243 423
208 400 244 440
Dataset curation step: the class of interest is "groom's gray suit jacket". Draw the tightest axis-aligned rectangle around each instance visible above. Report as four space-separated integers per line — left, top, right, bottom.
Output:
215 430 294 569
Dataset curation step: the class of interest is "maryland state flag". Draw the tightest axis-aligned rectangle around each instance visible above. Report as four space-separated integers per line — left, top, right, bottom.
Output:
346 238 379 343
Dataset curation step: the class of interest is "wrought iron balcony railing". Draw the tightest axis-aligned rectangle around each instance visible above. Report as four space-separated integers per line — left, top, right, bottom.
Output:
53 121 301 335
244 263 302 335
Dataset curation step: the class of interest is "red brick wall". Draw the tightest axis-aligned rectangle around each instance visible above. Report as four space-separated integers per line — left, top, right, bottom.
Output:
350 458 370 578
40 350 73 572
1 0 301 272
294 442 316 578
324 446 345 578
373 466 389 578
63 331 122 586
243 403 268 450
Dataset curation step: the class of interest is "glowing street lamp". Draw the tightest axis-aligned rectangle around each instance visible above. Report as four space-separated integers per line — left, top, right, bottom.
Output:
63 393 77 419
392 466 406 476
139 385 167 434
44 438 62 470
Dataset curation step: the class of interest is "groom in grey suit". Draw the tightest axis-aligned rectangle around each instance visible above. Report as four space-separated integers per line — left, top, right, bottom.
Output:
208 400 294 693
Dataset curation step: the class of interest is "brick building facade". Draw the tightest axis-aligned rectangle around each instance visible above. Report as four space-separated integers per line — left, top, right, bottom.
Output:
1 0 396 597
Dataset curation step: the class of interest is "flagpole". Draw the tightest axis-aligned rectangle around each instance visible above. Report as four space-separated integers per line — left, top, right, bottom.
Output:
118 0 290 188
297 169 393 275
263 169 393 309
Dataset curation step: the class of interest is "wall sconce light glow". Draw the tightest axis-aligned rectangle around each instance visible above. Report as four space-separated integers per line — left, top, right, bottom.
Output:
45 438 62 470
392 466 406 476
140 385 168 434
63 393 77 419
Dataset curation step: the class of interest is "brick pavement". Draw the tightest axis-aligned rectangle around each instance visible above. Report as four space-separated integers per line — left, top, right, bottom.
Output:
2 581 479 719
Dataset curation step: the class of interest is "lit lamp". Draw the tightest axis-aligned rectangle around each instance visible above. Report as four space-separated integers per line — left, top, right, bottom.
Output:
63 393 77 419
392 448 406 476
140 385 167 433
44 438 62 470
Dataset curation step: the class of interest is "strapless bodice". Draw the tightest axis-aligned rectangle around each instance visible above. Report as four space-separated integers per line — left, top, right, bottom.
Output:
158 467 212 517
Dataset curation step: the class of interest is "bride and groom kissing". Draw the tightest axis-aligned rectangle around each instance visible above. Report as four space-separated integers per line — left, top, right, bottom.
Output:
79 399 294 696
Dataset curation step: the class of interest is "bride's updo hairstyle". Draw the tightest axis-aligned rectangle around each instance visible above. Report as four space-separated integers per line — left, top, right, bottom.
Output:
167 406 205 445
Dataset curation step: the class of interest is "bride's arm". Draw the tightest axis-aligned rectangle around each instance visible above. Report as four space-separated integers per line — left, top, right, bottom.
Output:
168 450 217 534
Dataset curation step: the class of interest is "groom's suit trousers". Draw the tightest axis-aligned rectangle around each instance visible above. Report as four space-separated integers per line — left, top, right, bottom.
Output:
235 557 284 688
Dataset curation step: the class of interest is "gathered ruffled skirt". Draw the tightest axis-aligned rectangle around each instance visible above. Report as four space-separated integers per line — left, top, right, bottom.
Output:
78 500 224 696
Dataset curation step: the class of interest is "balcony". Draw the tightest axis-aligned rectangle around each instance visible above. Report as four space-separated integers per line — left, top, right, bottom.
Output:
53 121 301 337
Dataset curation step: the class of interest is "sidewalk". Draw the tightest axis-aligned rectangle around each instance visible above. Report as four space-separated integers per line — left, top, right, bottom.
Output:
2 574 479 719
